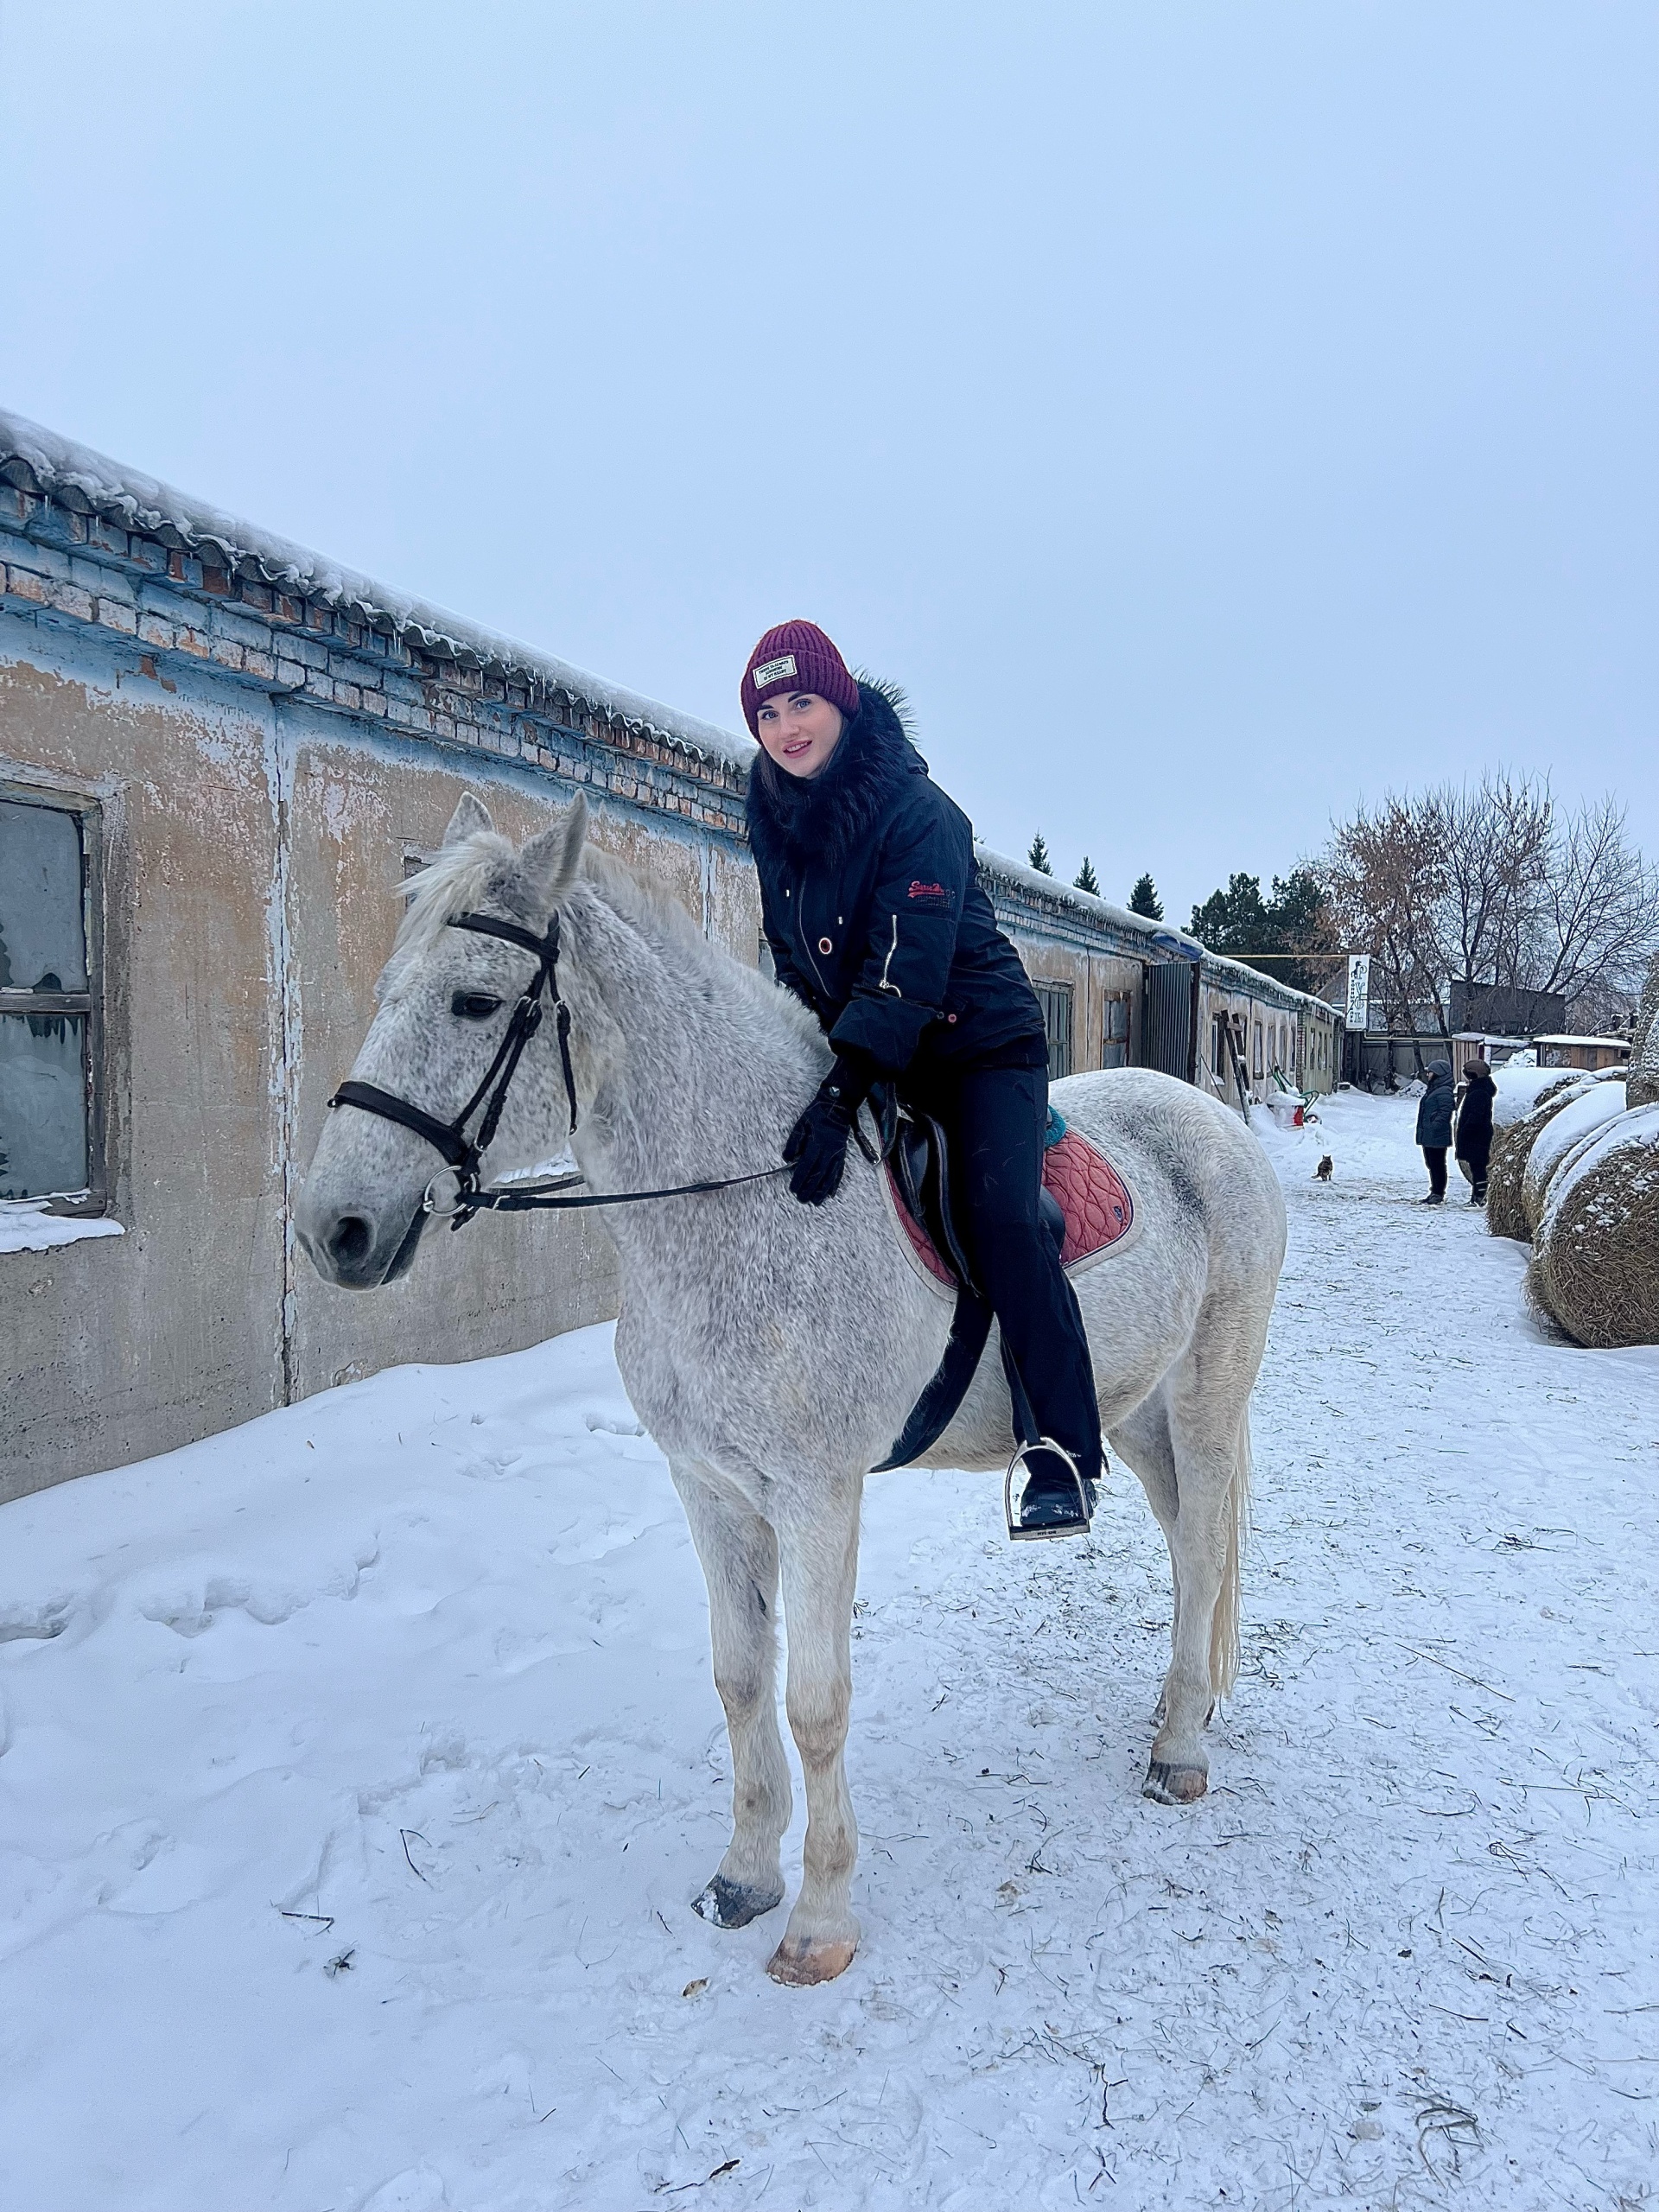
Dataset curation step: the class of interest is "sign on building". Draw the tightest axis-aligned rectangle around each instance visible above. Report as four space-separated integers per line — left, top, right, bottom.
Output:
1345 954 1371 1032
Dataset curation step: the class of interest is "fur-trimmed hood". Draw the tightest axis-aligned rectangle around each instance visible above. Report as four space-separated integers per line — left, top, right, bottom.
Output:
746 677 928 871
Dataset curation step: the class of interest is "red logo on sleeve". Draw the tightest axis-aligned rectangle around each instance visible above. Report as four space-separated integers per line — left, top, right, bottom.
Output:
907 880 950 901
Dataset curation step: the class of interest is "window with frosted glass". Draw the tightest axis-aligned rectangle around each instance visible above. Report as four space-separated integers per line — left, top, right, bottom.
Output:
0 796 98 1204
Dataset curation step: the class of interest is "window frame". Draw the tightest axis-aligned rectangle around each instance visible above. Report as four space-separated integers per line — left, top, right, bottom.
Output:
0 779 106 1216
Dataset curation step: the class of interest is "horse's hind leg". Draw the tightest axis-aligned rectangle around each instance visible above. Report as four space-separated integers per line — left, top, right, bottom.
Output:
1142 1349 1253 1807
673 1465 791 1930
766 1476 863 1987
1106 1387 1183 1724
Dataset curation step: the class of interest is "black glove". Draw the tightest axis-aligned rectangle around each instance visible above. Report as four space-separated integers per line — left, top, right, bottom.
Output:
783 1052 875 1207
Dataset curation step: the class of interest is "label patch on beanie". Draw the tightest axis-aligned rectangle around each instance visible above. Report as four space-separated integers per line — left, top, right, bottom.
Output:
751 654 798 689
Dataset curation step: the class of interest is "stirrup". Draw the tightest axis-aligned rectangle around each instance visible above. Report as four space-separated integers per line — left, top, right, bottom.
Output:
1003 1437 1091 1542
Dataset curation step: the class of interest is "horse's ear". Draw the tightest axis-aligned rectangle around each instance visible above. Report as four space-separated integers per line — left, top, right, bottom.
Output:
442 792 494 846
520 795 589 916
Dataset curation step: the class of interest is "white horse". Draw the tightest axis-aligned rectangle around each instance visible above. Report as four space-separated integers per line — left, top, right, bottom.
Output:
297 796 1287 1986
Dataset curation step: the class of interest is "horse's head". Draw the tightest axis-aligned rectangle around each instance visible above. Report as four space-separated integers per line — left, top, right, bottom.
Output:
297 791 589 1288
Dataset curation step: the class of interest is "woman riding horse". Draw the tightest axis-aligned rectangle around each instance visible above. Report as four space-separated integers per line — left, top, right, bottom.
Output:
742 620 1103 1536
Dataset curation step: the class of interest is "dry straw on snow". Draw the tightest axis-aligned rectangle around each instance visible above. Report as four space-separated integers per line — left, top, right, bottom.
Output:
1485 1075 1591 1243
1520 1080 1628 1236
1529 1104 1659 1347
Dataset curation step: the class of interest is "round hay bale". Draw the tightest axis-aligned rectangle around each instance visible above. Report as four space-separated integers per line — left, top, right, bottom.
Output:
1521 1079 1628 1236
1485 1073 1596 1242
1529 1104 1659 1347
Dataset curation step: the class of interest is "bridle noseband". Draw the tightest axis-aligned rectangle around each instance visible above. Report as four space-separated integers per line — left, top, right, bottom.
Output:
330 910 579 1230
328 906 788 1230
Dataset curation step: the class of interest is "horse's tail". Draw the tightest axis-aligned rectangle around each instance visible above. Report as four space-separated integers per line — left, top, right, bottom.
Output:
1208 1411 1252 1701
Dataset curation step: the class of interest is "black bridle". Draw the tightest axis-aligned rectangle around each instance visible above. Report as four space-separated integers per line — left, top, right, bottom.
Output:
328 909 785 1230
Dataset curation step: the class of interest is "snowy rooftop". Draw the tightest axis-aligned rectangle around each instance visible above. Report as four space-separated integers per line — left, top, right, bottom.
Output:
1 404 1333 1018
0 406 749 771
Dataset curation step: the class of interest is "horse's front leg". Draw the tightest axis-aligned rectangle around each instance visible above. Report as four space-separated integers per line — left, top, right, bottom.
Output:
672 1464 791 1930
766 1475 863 1986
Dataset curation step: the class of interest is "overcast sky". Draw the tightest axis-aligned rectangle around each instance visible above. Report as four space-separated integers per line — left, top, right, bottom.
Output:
3 2 1654 926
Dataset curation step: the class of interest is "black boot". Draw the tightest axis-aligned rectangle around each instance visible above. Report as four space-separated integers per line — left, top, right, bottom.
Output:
1009 1441 1096 1541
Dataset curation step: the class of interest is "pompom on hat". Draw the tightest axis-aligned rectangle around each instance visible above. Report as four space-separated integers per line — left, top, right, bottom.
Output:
741 620 861 735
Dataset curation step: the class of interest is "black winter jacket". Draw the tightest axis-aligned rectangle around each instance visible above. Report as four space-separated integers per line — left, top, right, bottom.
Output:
747 680 1047 1078
1455 1070 1497 1160
1414 1061 1455 1147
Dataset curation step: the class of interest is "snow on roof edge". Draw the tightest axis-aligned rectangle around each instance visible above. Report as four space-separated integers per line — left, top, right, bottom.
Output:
0 405 751 772
0 406 1339 1021
975 847 1338 1014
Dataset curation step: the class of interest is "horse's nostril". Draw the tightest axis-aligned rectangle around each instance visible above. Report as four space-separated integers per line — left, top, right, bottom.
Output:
328 1215 374 1268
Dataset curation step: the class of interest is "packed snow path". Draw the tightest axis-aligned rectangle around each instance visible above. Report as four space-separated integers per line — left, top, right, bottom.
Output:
2 1095 1656 2211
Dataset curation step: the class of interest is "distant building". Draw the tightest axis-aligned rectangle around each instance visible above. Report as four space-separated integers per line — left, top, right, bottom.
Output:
1447 979 1567 1037
1532 1034 1630 1072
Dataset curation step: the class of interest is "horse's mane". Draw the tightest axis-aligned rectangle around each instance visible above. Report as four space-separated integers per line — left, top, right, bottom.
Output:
395 830 521 960
389 826 820 1051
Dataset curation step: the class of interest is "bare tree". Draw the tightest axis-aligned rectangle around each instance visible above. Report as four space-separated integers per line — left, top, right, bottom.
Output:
1319 776 1659 1040
1523 795 1659 1017
1321 796 1452 1046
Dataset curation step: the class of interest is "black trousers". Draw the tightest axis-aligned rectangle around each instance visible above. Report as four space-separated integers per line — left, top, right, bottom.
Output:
904 1061 1103 1480
1422 1145 1448 1198
1458 1135 1491 1190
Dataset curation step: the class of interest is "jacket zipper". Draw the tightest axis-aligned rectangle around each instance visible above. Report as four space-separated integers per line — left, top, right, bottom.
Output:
878 915 902 995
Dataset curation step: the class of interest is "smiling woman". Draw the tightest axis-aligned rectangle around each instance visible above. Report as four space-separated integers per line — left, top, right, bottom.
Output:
741 620 1106 1538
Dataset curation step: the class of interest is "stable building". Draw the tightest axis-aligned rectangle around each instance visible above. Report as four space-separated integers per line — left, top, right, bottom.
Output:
1 409 1337 1498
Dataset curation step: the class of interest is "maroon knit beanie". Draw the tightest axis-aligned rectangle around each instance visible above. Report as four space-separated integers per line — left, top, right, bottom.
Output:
741 620 861 736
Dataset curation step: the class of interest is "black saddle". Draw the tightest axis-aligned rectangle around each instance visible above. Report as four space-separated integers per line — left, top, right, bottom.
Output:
872 1088 1065 1298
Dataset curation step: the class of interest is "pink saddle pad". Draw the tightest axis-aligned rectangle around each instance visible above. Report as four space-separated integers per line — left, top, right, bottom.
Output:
887 1127 1135 1288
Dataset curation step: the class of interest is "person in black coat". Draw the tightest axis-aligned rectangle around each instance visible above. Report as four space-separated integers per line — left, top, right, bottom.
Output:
1414 1059 1455 1204
1454 1056 1497 1205
742 620 1102 1536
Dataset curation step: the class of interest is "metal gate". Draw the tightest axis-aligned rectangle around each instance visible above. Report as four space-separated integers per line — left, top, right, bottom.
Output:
1143 958 1199 1082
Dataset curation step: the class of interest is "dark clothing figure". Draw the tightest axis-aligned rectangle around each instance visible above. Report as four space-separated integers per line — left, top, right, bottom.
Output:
748 679 1047 1077
1414 1061 1455 1147
1415 1060 1454 1204
747 672 1102 1510
902 1059 1100 1487
1455 1060 1497 1204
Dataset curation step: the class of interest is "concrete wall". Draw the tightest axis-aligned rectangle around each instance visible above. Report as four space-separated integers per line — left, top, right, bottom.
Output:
0 613 760 1502
1199 976 1341 1107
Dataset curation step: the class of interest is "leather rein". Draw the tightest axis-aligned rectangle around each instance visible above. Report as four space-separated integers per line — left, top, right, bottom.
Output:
328 909 786 1230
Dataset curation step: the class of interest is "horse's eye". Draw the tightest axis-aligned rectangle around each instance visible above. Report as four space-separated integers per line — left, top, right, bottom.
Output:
451 991 503 1021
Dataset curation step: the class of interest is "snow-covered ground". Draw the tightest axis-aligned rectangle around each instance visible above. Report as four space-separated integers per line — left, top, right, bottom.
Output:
3 1092 1656 2211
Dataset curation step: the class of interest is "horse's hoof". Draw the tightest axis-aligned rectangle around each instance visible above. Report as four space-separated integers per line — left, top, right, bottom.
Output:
1142 1760 1207 1806
691 1875 784 1929
765 1932 858 1986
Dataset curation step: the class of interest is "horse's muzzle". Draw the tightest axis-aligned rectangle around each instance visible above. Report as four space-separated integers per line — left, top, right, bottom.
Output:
297 1200 426 1289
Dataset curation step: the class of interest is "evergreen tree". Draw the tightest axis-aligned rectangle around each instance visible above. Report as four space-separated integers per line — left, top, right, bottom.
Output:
1189 868 1338 995
1128 872 1163 920
1027 831 1053 875
1190 873 1269 954
1073 855 1100 896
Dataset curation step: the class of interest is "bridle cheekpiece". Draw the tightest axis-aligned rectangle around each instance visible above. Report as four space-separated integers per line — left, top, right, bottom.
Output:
329 909 579 1230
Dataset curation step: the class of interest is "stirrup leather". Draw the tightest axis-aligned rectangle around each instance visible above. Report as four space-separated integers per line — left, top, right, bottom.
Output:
1003 1437 1091 1542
